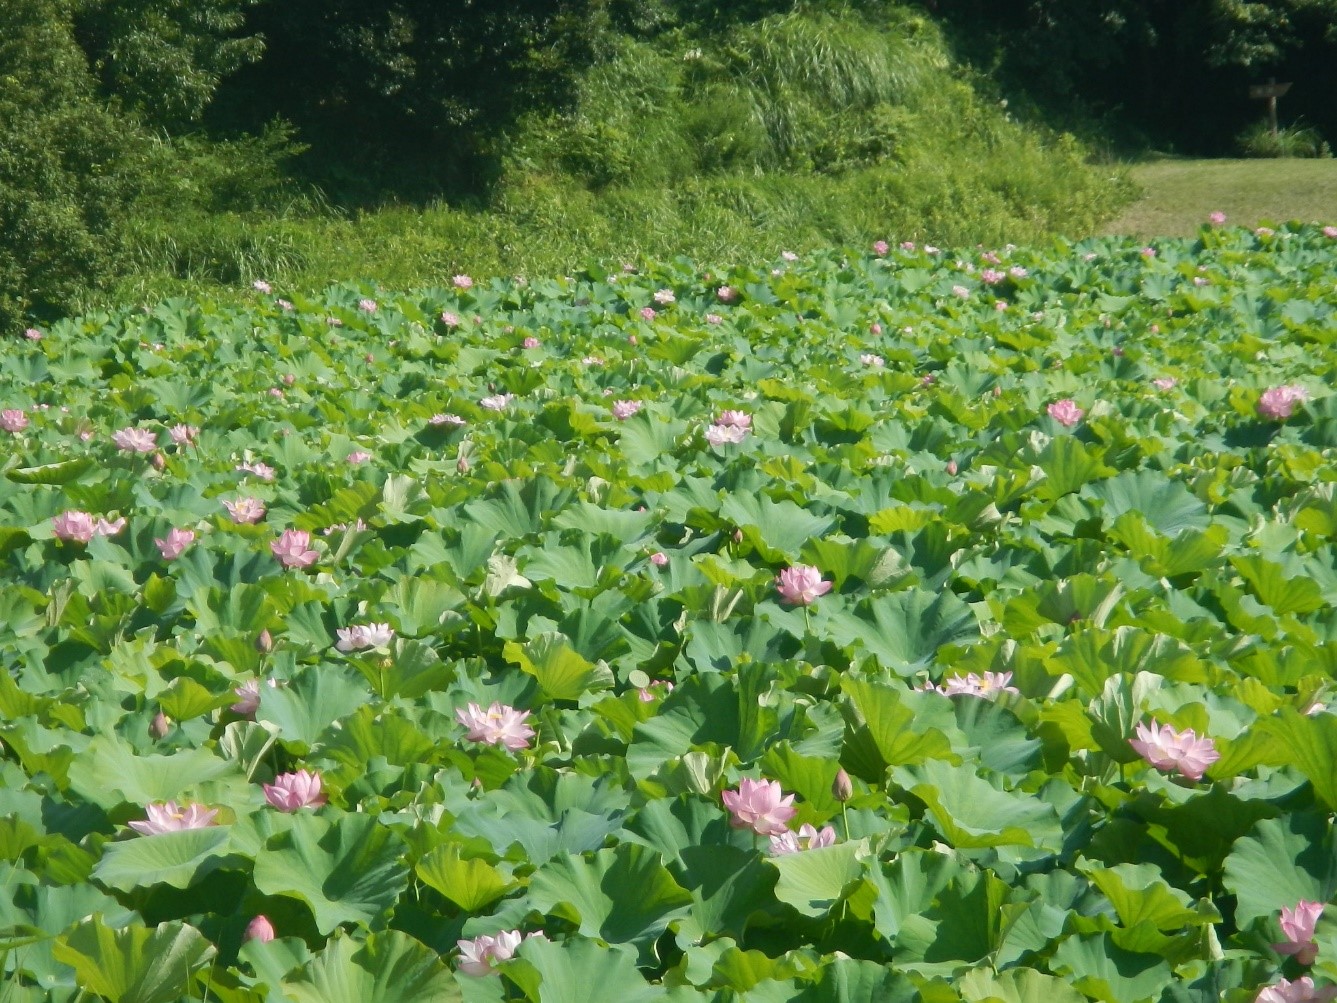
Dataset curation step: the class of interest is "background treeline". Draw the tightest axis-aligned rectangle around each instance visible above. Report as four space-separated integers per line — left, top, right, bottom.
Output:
3 0 1333 328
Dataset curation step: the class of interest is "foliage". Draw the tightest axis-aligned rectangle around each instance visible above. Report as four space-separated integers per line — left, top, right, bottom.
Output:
3 223 1337 998
1236 119 1332 158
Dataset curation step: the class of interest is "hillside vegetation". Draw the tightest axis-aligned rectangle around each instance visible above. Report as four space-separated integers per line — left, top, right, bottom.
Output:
3 0 1132 327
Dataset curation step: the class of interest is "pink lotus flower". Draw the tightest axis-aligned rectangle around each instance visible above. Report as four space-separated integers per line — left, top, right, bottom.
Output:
769 823 838 856
1275 901 1324 966
581 356 604 366
169 424 199 445
129 801 219 835
1209 211 1227 225
441 311 462 329
1010 266 1028 278
429 413 467 427
24 328 42 341
705 424 747 446
154 527 195 561
271 529 318 569
245 916 275 943
717 285 739 303
231 679 264 717
1153 377 1178 390
335 623 395 652
456 702 535 750
346 451 372 465
1256 977 1337 1003
453 274 474 289
94 516 126 536
872 240 889 256
278 299 294 312
150 711 171 740
1324 226 1337 239
980 268 1006 285
1047 399 1085 427
1141 246 1157 258
782 251 798 262
639 307 657 321
705 313 723 325
1129 720 1221 781
236 460 276 482
653 289 676 305
715 410 751 429
775 565 832 606
113 427 158 453
637 679 674 702
457 930 524 976
649 551 668 567
223 498 266 524
52 511 97 543
860 353 884 367
936 671 1020 698
358 298 378 313
722 778 797 836
1258 385 1309 421
522 336 540 349
252 279 272 293
479 393 512 412
263 769 327 811
952 284 970 299
0 409 28 433
612 400 642 420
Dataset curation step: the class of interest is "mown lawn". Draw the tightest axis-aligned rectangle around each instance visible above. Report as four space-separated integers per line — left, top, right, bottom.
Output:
1103 157 1337 237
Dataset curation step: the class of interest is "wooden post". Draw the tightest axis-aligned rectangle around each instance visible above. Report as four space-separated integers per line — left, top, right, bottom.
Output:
1249 78 1293 137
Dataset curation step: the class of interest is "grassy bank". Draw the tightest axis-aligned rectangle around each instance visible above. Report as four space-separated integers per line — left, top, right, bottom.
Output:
1103 158 1337 238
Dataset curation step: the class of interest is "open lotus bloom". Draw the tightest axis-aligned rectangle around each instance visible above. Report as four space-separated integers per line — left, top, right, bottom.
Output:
129 801 219 835
456 930 546 976
1275 901 1325 966
1129 720 1220 781
775 565 832 606
1047 399 1085 427
154 527 195 560
335 623 395 651
263 769 327 811
722 778 797 836
1257 385 1309 421
112 426 158 452
1256 977 1337 1003
270 529 318 569
455 702 535 750
769 823 838 856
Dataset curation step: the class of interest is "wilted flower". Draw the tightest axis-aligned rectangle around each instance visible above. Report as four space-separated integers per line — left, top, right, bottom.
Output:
581 355 605 366
1047 399 1085 427
775 565 832 606
236 460 276 481
1275 901 1324 966
1256 977 1337 1003
271 529 318 569
335 623 395 652
453 274 474 289
653 289 676 305
1258 385 1309 421
611 400 642 420
252 279 272 294
1129 720 1220 781
154 527 195 561
223 497 266 524
113 427 158 453
722 778 797 836
860 353 885 367
169 424 199 445
52 511 98 543
129 801 219 835
0 409 28 433
245 916 275 943
479 393 512 412
769 823 838 856
781 250 798 261
456 930 524 976
429 413 466 427
456 702 535 750
263 769 327 811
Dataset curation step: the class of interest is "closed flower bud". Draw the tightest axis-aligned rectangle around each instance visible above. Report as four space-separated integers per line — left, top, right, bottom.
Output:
832 768 853 802
255 629 273 654
245 915 275 943
150 711 171 740
151 452 166 471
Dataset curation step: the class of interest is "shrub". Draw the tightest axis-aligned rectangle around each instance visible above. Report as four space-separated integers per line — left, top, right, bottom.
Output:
1236 119 1332 158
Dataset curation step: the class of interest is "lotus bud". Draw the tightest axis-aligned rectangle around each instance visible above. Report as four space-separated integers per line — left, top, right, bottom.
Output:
457 455 470 473
151 452 166 471
255 629 273 654
245 915 275 943
946 459 958 476
150 711 171 739
732 528 743 544
832 768 853 803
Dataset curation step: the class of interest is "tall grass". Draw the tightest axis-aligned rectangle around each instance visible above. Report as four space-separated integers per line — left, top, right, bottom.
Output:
96 8 1133 312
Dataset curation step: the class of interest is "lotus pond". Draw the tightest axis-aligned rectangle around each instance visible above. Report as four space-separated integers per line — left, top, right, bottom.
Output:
3 223 1337 1002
